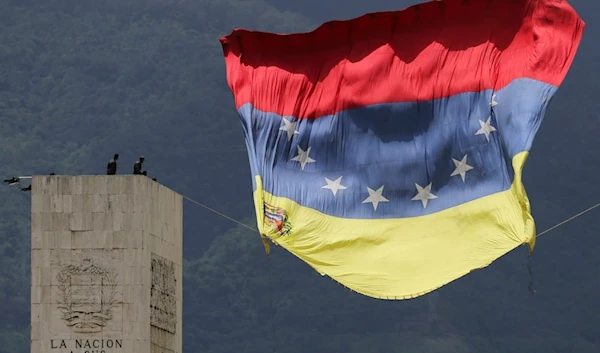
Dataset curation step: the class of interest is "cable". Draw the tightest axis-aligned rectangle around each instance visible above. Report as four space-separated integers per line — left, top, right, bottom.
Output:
12 174 598 239
182 193 599 239
181 195 259 233
536 202 600 238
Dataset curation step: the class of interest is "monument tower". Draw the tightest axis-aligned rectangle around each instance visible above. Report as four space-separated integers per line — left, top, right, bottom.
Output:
30 175 183 353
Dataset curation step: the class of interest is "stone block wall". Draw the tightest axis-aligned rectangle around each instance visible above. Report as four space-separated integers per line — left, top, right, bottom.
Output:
30 175 182 353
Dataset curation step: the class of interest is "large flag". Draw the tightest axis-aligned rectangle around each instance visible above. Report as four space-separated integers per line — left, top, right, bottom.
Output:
219 0 584 299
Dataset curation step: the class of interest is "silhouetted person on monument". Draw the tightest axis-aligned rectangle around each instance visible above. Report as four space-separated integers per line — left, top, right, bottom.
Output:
107 153 119 175
133 156 145 175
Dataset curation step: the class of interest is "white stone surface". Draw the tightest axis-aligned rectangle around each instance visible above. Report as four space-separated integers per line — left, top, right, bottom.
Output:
31 175 183 353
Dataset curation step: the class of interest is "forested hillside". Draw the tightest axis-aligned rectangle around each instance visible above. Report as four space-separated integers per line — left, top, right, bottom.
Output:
0 0 598 352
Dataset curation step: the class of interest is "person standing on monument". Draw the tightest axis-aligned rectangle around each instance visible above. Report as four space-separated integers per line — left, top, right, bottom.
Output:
107 153 119 175
133 156 145 175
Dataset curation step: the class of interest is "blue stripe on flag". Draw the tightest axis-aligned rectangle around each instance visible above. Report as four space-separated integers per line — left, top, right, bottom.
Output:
237 78 556 219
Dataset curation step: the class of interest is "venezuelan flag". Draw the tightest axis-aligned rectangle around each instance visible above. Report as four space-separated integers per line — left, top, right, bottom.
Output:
219 0 584 299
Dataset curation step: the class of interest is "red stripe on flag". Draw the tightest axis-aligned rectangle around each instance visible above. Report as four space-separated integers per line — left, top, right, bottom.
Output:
220 0 584 119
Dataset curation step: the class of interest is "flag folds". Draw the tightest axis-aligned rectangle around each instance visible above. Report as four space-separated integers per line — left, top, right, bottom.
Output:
219 0 584 299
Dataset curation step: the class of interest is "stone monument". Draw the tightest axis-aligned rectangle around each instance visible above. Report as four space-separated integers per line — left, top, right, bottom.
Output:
30 175 183 353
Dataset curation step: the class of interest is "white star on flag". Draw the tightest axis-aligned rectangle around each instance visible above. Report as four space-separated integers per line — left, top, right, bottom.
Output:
411 183 438 208
362 185 389 211
450 154 474 182
475 116 497 142
490 94 498 107
322 176 347 196
291 146 315 170
279 117 299 141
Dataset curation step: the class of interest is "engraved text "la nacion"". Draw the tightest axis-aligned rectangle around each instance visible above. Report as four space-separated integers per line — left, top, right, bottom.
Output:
50 338 123 351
